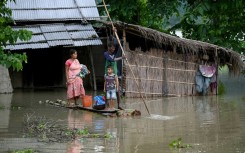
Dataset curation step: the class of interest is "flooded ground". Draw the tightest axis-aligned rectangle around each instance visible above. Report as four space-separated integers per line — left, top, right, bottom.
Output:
0 74 245 153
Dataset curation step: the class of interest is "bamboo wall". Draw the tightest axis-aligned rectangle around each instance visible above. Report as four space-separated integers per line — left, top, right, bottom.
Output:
124 47 198 98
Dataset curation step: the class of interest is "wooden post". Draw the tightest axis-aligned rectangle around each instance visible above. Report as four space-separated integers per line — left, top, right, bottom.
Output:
89 46 97 91
123 29 126 51
173 45 177 53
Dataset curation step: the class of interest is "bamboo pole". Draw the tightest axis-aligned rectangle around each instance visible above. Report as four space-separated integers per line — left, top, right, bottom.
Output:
102 0 150 115
89 46 97 91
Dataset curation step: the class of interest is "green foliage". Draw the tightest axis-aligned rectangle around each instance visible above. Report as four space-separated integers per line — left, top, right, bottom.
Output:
99 0 179 31
10 148 36 153
0 0 32 71
100 0 244 53
37 122 46 131
104 133 113 138
167 0 245 53
65 129 73 136
76 128 90 135
218 80 226 95
242 70 245 76
169 138 192 149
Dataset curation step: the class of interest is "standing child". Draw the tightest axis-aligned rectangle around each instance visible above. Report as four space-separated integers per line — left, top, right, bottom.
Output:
104 65 119 110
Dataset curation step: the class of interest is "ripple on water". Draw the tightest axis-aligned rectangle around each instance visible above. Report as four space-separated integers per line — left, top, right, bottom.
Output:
146 114 177 120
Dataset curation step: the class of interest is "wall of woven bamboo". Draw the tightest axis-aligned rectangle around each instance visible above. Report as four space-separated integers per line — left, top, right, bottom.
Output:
123 47 198 98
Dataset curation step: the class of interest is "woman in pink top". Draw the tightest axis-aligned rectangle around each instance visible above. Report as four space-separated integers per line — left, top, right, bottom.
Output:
65 49 85 106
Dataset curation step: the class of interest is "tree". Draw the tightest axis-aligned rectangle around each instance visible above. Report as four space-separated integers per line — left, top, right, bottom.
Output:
99 0 244 53
99 0 180 31
0 0 32 71
168 0 245 53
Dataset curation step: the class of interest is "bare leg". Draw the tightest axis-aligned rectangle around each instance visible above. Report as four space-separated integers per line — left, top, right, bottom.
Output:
111 100 115 110
68 99 72 107
108 99 112 110
74 97 79 105
116 91 123 110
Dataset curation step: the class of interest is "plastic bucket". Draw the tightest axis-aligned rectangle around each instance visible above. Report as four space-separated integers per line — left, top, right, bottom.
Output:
82 95 92 107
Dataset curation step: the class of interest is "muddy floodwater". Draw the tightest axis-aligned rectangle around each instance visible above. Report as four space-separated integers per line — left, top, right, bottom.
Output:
0 74 245 153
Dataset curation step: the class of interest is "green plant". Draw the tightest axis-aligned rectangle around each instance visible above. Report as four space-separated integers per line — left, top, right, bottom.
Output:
65 129 73 136
76 128 90 135
218 80 226 95
169 138 192 149
92 134 100 138
10 148 36 153
37 123 46 130
104 133 113 139
0 0 32 71
242 70 245 76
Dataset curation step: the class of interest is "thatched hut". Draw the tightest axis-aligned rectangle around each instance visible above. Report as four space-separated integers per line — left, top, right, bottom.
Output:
98 21 244 98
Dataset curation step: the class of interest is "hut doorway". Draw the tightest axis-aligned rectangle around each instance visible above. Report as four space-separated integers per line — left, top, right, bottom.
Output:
22 48 64 88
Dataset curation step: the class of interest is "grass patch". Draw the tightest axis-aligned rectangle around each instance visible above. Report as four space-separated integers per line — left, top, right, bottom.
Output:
23 114 114 143
10 148 37 153
169 138 192 149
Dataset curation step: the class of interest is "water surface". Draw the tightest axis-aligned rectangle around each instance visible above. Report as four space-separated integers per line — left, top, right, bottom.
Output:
0 75 245 153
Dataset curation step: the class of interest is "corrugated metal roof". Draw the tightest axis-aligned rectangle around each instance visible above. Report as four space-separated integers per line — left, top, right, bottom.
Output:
5 23 102 50
14 26 41 34
44 32 71 40
73 40 102 46
40 24 66 32
7 0 100 21
75 0 97 7
7 0 75 9
5 43 49 50
80 8 100 19
69 31 98 39
47 40 74 46
65 24 93 31
16 35 46 43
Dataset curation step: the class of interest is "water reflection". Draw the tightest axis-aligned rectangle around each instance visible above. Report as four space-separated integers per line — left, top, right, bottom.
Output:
0 76 245 153
66 109 119 153
195 96 217 127
0 93 12 133
68 109 93 129
67 140 83 153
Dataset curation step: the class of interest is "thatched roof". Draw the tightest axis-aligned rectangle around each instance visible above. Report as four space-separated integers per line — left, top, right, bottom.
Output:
99 21 244 76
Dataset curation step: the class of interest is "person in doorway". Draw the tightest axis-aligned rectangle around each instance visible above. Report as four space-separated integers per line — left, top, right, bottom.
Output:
104 65 119 110
65 49 87 107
